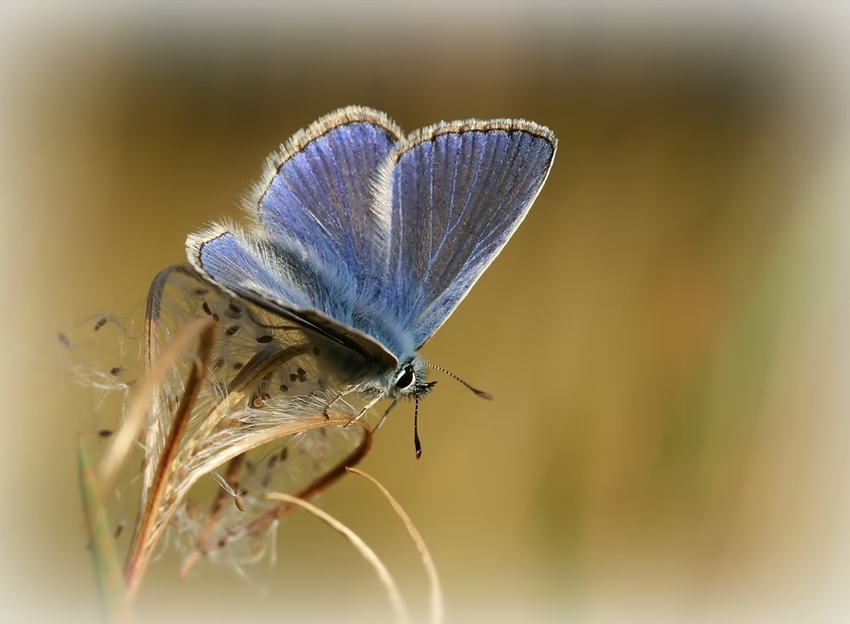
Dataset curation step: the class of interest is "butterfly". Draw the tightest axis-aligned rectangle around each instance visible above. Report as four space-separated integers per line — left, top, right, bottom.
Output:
186 106 556 457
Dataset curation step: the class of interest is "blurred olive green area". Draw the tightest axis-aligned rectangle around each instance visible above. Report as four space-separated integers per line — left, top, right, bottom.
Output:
3 11 850 623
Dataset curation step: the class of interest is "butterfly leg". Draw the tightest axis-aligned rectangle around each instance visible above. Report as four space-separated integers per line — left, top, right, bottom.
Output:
322 395 339 420
322 387 358 420
324 386 382 427
346 394 382 426
371 398 399 433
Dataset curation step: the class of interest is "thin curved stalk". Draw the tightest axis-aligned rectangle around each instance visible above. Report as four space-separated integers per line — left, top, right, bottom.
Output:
348 467 443 624
265 492 410 624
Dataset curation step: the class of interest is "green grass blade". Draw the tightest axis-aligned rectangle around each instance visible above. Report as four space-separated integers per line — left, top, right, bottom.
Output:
77 436 133 623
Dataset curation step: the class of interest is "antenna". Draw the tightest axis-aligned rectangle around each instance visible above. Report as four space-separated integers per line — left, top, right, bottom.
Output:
411 367 490 459
425 363 494 400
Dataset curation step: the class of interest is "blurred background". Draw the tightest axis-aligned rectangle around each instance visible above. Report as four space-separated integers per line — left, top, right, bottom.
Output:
2 2 850 622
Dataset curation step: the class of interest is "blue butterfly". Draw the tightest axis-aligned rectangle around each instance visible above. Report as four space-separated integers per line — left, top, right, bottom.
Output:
186 106 556 456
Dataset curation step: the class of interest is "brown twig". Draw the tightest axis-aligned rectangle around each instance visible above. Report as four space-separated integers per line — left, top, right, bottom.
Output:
240 424 373 538
124 319 216 599
97 315 215 494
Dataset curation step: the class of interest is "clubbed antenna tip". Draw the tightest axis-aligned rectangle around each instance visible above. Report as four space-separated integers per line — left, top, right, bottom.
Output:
425 363 494 401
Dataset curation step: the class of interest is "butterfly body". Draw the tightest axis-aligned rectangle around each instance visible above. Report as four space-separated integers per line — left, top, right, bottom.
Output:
188 106 556 407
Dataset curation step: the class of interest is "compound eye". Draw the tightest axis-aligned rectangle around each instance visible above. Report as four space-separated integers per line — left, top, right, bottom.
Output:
395 365 415 390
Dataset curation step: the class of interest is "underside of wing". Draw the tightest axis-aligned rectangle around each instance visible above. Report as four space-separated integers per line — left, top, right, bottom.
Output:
139 264 379 573
247 106 402 285
376 119 557 348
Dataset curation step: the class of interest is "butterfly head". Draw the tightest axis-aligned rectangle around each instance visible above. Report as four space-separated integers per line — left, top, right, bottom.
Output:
390 356 436 401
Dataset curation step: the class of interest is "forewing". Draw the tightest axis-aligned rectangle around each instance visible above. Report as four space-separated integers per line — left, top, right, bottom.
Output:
377 120 556 347
249 106 402 284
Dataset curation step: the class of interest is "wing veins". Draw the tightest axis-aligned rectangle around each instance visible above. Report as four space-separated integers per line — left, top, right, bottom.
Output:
420 133 488 290
323 140 359 267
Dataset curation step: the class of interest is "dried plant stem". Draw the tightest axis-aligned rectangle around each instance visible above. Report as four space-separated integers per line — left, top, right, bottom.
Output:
240 426 373 538
121 265 382 598
97 315 215 494
178 454 245 579
347 467 443 624
164 414 365 518
178 424 373 577
124 320 216 600
265 492 410 624
178 343 312 465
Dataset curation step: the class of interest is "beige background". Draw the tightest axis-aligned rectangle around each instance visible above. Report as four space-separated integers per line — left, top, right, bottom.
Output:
2 4 850 622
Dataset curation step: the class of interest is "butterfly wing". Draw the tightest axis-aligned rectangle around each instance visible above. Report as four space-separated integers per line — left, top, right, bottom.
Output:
187 106 405 369
376 119 557 348
248 106 402 284
189 110 556 369
142 265 378 569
